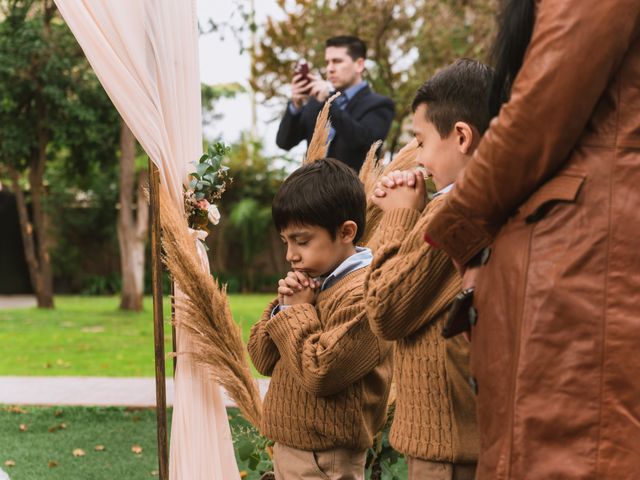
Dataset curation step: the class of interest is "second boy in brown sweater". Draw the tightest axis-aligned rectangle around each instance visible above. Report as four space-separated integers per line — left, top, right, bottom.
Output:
248 158 393 480
365 59 496 480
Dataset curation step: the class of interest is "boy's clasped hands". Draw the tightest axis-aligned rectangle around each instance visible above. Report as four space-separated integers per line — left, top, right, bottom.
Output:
277 270 322 307
371 169 428 212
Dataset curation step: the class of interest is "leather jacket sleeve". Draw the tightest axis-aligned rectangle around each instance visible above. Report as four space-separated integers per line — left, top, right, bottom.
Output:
426 0 640 265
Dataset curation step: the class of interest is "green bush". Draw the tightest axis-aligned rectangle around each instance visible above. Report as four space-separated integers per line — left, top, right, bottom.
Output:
229 406 407 479
80 274 122 296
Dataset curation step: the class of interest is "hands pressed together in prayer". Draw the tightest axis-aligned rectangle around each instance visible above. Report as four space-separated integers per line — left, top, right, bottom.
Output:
277 270 321 307
372 168 478 294
371 169 428 213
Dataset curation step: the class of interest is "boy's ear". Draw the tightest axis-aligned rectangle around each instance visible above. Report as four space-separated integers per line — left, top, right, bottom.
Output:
454 121 477 155
338 221 358 243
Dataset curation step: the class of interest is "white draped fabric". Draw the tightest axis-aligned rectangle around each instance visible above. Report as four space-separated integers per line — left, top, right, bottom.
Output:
53 1 240 478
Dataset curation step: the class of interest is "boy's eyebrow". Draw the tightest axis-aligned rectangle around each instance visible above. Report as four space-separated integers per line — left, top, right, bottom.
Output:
282 230 310 239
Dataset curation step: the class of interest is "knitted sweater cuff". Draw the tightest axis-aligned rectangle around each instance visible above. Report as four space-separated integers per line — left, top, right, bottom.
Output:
265 303 320 346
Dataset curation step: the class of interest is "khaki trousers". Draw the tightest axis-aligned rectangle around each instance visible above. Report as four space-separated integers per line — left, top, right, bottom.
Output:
272 442 366 480
407 456 476 480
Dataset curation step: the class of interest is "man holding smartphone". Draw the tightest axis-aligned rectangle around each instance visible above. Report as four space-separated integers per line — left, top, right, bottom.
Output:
276 35 395 172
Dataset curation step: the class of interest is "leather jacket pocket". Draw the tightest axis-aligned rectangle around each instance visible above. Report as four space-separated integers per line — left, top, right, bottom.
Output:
519 173 586 223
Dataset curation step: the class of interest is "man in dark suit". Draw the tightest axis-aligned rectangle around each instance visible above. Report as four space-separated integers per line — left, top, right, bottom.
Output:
276 36 395 172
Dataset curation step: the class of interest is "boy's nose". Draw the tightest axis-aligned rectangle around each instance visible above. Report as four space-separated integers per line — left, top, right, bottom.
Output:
285 248 299 263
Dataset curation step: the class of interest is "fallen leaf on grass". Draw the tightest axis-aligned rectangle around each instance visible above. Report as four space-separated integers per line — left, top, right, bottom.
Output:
48 460 58 468
131 445 143 454
5 406 27 414
48 423 67 432
81 326 105 333
4 460 16 467
240 471 248 478
72 449 85 457
95 445 106 451
150 470 159 476
54 410 64 417
19 423 28 431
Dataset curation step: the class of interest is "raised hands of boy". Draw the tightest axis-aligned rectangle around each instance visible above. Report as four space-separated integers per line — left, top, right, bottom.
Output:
371 169 427 212
277 270 321 307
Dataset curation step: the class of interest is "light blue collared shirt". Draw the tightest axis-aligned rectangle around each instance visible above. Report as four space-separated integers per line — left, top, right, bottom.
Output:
433 183 454 198
316 246 372 291
271 246 372 316
337 81 368 105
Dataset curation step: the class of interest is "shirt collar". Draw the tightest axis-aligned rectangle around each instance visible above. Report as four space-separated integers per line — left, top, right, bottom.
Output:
316 246 372 291
340 81 368 102
432 183 454 198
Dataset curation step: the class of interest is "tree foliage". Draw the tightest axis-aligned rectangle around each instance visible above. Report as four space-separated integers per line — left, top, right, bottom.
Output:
0 1 119 175
0 0 120 305
213 133 291 292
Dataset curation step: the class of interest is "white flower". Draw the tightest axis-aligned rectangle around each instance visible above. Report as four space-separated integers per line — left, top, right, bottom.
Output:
207 204 221 225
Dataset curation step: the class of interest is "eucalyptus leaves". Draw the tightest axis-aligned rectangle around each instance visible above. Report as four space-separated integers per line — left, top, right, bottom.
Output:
184 142 232 231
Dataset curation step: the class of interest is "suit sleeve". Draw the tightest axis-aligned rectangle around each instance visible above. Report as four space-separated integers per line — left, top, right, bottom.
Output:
426 0 640 265
275 103 307 150
330 97 395 149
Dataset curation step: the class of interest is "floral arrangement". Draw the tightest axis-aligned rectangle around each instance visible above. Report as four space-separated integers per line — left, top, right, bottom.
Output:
184 141 232 231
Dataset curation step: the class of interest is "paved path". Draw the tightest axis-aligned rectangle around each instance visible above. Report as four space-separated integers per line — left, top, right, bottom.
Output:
0 296 36 309
0 376 269 408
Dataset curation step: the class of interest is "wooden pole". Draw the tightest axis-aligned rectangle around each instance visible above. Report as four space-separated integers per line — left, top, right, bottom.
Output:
149 159 169 480
171 281 177 376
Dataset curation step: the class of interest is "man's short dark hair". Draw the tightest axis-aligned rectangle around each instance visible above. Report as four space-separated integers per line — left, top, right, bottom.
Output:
412 58 495 138
272 158 366 244
325 35 367 61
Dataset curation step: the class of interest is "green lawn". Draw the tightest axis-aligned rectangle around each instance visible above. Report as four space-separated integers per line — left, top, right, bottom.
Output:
0 294 408 479
0 405 271 480
0 295 272 377
0 406 407 480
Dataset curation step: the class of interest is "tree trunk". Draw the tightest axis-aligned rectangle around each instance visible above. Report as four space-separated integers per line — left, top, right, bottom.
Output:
117 119 148 311
10 158 54 309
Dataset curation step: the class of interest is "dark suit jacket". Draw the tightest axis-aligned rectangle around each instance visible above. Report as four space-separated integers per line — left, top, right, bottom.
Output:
276 86 395 172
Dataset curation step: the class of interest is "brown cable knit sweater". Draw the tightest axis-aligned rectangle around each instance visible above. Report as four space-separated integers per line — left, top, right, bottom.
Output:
365 198 479 463
247 267 393 451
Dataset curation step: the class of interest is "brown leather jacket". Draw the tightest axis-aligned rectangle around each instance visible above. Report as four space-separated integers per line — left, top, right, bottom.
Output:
426 0 640 478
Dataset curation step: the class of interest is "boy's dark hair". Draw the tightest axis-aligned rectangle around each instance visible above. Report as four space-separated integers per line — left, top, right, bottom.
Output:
325 35 367 61
272 158 366 244
412 58 495 138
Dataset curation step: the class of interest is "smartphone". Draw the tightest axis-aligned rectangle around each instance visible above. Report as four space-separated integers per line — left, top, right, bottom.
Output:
294 60 310 83
442 288 474 339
